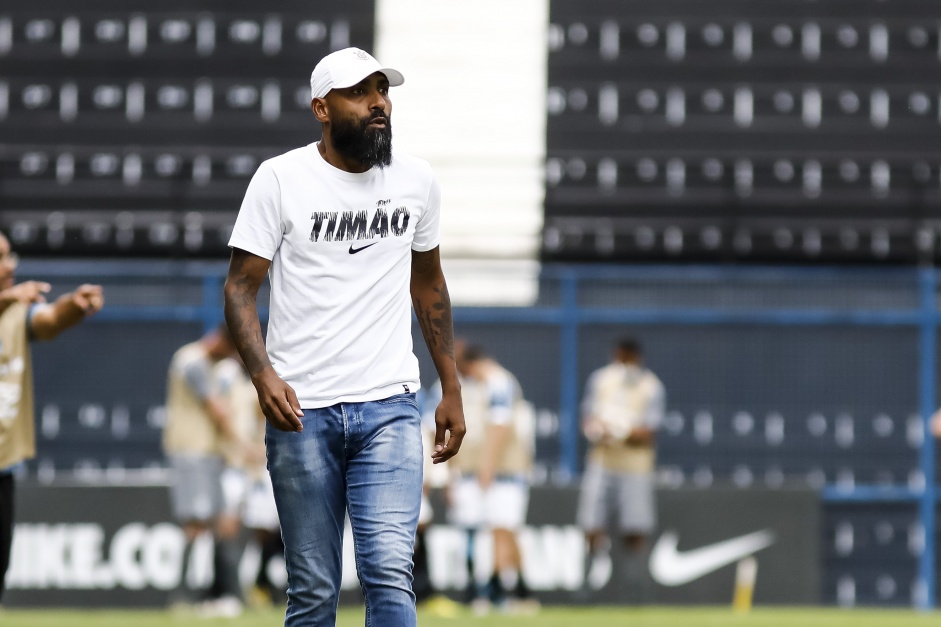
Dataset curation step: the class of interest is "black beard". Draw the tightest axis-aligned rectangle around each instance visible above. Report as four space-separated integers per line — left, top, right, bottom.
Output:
330 111 393 169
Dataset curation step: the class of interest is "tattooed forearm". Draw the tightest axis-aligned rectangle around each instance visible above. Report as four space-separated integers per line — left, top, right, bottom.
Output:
225 287 270 375
411 248 458 387
224 250 273 377
413 284 454 357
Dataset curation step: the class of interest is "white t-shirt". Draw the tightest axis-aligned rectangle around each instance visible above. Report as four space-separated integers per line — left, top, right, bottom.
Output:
228 142 440 408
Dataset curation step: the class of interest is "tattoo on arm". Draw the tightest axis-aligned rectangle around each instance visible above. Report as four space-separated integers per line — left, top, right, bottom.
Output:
411 249 454 359
414 284 454 357
224 252 271 376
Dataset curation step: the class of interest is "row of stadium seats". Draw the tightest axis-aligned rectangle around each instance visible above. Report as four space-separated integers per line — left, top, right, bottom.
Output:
547 83 941 131
825 569 920 607
7 79 938 132
4 210 235 257
545 155 941 199
2 146 276 189
33 400 920 449
0 12 357 63
11 213 929 260
0 78 316 126
549 16 941 69
10 149 941 206
823 502 933 606
28 400 924 472
825 514 922 560
542 219 931 263
660 410 921 449
658 464 923 492
23 449 925 493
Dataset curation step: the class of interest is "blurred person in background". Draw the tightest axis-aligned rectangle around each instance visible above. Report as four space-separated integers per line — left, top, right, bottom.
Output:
162 324 247 616
217 358 286 609
414 385 465 618
451 343 538 614
223 47 464 627
577 337 665 604
0 232 104 602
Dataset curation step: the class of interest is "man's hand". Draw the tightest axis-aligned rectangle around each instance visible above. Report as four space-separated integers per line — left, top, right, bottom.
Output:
70 284 104 316
3 281 51 305
431 389 465 464
252 366 304 432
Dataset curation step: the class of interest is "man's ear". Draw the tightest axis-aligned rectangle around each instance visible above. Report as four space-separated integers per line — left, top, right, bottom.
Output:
312 97 329 123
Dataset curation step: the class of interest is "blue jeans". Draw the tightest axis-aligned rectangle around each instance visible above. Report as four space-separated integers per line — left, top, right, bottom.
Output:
266 393 423 626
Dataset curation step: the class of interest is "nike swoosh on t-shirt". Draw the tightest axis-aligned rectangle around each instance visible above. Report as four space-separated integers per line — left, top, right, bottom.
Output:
349 242 378 254
648 529 776 586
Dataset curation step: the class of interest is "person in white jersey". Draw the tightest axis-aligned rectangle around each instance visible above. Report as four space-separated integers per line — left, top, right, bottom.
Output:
223 47 465 627
162 325 245 615
577 337 664 604
450 344 537 614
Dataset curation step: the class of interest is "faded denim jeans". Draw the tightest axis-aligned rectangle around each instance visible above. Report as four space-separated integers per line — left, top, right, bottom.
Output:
266 393 423 626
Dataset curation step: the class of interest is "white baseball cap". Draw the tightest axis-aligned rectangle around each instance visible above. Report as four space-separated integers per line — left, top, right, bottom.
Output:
309 47 405 100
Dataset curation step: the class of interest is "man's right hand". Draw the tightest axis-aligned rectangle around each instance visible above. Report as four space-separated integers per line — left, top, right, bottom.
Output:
252 367 304 432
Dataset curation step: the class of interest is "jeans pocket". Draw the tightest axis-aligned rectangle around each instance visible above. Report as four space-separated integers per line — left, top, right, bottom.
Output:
375 392 418 408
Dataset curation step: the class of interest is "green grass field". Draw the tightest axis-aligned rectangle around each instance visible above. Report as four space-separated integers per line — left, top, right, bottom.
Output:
2 606 940 627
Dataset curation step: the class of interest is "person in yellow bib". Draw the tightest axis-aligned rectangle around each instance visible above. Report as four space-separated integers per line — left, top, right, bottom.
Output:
162 325 246 613
0 231 104 602
449 343 538 614
577 337 665 604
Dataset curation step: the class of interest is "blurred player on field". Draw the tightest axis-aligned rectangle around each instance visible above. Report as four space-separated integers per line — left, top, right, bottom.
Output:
0 232 104 603
577 337 665 604
216 357 286 608
162 325 247 615
450 343 537 614
411 386 465 618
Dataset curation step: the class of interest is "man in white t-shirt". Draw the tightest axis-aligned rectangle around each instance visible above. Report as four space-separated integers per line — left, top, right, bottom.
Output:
223 48 465 627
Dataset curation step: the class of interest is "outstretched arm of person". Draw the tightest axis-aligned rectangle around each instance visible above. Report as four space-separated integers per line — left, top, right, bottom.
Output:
29 284 104 341
223 247 303 433
411 246 465 463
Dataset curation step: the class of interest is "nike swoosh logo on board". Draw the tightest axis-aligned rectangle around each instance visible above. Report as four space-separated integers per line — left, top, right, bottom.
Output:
348 242 378 254
649 529 775 586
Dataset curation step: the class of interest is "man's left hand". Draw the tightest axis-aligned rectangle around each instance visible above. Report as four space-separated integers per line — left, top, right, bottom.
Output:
432 390 465 464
